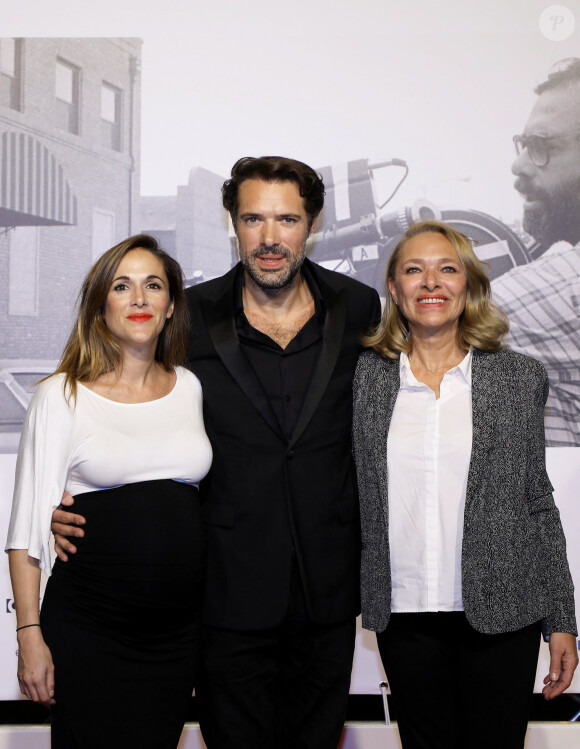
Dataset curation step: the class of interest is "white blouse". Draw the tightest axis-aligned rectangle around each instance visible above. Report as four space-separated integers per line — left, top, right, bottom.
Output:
387 351 472 613
6 366 213 574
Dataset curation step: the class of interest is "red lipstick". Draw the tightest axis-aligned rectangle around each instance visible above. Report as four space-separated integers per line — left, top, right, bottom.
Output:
127 313 153 321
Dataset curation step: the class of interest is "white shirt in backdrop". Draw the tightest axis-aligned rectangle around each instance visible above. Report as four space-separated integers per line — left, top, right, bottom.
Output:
387 350 472 613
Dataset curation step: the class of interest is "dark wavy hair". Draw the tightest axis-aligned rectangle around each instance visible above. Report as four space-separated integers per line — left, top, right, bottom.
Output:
52 234 189 401
222 156 325 231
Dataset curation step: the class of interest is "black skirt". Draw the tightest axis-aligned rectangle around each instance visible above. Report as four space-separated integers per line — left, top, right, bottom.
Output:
40 479 205 749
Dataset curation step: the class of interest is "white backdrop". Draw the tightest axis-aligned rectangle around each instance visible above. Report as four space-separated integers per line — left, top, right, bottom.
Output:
2 0 580 700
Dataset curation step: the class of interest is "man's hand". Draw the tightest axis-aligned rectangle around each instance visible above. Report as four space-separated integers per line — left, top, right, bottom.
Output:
542 632 579 700
51 492 86 562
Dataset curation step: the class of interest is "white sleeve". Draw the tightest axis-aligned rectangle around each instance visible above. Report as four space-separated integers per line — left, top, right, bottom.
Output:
5 375 74 575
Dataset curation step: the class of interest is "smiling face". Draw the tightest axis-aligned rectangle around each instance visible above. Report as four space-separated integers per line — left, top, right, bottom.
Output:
388 232 467 339
235 178 312 292
103 248 174 356
512 83 580 246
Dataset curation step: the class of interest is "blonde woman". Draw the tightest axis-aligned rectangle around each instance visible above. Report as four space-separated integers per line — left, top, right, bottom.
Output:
6 235 212 748
352 221 577 749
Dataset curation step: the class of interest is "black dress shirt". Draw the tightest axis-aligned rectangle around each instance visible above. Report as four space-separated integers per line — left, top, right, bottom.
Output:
235 265 325 442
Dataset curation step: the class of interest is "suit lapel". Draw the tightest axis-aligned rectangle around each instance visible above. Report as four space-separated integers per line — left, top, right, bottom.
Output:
202 272 285 440
287 278 346 449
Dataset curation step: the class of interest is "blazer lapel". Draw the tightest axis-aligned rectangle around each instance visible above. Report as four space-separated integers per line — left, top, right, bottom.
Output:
372 357 400 528
288 282 346 449
202 280 285 440
466 350 496 507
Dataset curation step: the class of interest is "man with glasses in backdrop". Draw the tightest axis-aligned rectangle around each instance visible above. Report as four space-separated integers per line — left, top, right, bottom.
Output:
492 58 580 447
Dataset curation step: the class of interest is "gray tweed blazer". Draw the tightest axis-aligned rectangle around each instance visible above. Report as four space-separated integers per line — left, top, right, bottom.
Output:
352 347 577 639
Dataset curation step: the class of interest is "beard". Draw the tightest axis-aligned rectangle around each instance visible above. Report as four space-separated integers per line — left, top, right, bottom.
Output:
518 177 580 247
240 244 306 291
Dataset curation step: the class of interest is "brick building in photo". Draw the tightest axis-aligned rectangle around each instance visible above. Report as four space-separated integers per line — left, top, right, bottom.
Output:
0 37 142 360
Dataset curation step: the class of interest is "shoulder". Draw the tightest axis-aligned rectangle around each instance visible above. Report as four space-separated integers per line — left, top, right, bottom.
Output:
306 259 378 300
22 373 73 430
186 265 239 303
354 349 398 382
473 348 547 386
492 243 580 291
28 373 68 406
356 348 393 369
174 366 203 393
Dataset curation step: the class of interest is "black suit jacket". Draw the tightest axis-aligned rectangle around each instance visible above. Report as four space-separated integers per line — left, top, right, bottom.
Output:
187 259 381 630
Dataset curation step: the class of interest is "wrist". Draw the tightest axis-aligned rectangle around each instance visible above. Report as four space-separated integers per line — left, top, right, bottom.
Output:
16 628 45 647
16 623 41 634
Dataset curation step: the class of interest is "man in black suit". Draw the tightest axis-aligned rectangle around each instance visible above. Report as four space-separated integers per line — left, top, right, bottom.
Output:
52 156 380 748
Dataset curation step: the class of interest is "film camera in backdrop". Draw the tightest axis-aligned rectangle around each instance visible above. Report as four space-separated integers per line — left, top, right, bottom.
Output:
306 158 543 294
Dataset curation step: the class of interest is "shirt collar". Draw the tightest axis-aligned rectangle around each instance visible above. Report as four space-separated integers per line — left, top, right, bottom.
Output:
399 349 473 388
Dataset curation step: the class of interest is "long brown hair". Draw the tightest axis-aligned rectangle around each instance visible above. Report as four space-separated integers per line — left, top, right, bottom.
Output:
363 221 509 358
52 234 189 401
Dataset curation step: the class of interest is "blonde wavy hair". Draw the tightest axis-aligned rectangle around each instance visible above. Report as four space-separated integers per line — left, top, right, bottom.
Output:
50 234 189 402
363 221 509 358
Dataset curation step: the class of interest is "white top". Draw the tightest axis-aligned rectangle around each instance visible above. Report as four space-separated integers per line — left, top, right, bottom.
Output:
6 366 213 574
387 351 472 613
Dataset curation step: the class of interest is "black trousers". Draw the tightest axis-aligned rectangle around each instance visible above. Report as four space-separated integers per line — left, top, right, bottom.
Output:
376 612 542 749
196 560 356 749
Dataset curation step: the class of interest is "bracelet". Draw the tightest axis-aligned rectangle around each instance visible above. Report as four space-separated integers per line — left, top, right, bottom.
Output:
16 624 41 632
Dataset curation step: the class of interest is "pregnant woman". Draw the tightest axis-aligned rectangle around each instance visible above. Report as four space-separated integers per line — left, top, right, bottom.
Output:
6 234 212 748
